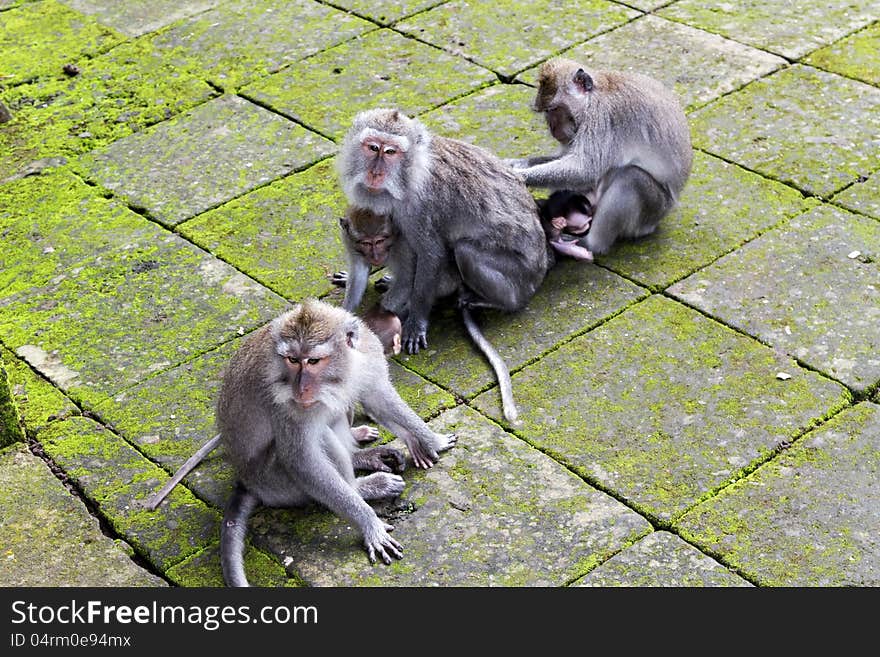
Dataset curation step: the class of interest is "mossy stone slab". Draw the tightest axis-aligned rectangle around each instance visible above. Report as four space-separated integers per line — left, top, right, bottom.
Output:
241 29 495 141
677 402 880 586
574 531 752 587
179 159 346 301
0 173 289 408
0 0 121 85
249 405 651 586
658 0 879 60
326 0 443 25
832 172 880 220
60 0 221 37
669 205 880 393
518 15 786 111
0 443 166 586
395 0 638 78
397 259 647 402
804 22 880 88
38 416 221 573
1 345 79 437
95 329 455 509
418 83 557 159
598 152 813 291
76 94 335 226
147 0 374 91
473 295 851 521
0 358 24 447
689 65 880 198
166 542 291 587
0 38 216 180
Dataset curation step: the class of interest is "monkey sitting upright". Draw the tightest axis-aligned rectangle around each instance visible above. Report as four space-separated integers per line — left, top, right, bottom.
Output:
537 190 595 262
508 58 692 255
217 299 456 586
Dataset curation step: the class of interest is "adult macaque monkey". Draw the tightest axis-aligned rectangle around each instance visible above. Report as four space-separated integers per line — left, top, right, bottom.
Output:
218 299 456 587
508 58 692 255
338 109 551 421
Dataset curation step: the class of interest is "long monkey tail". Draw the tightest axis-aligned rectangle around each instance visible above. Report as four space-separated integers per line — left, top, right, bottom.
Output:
460 306 518 423
220 483 260 587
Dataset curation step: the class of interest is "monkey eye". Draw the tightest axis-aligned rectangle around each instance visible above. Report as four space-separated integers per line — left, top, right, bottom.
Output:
367 143 380 152
307 357 321 365
287 356 300 364
383 147 397 155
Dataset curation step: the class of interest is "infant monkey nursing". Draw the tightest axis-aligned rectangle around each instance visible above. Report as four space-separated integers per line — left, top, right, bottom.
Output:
537 190 595 262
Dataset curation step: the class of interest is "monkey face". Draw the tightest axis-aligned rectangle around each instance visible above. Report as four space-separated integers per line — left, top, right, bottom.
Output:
361 138 404 192
355 234 393 267
283 349 333 408
544 105 577 144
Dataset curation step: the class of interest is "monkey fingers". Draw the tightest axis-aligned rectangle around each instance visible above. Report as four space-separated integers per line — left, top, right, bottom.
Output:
351 424 380 444
373 273 393 293
352 446 406 474
330 270 349 287
365 523 403 565
551 216 567 230
551 239 594 262
401 316 429 354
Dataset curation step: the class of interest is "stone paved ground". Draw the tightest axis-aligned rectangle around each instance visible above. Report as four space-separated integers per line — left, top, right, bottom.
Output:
0 0 877 587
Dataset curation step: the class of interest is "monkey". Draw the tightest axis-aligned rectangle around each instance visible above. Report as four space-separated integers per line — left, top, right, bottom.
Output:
332 206 400 313
361 303 402 356
536 190 595 262
337 109 551 421
506 58 692 256
217 299 456 586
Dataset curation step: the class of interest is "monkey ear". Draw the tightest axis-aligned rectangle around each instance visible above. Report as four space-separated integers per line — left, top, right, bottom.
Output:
339 216 350 230
574 69 593 93
344 319 359 349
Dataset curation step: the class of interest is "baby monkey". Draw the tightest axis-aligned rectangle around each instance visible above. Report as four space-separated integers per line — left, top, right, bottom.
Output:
537 190 595 262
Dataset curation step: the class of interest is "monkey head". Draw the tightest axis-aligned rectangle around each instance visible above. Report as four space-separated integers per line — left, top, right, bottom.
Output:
268 300 362 413
534 58 596 145
338 108 431 213
339 206 397 267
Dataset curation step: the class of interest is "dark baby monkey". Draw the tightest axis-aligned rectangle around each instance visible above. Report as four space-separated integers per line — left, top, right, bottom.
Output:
537 190 595 262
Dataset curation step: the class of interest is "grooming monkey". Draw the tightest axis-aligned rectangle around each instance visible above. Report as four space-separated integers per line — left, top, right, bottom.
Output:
537 190 595 262
338 109 552 421
218 299 456 586
508 58 692 255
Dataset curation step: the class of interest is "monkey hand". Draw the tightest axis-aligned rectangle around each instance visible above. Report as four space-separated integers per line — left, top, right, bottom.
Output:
551 216 567 231
352 446 407 474
408 433 457 469
401 316 429 354
330 270 349 288
374 273 393 293
350 424 380 444
551 239 594 262
364 521 404 565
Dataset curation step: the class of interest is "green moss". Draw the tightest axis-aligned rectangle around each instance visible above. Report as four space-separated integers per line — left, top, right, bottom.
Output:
0 357 25 447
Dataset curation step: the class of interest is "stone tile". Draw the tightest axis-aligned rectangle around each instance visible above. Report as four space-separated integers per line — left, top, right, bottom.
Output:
419 83 558 159
38 416 221 573
250 405 651 586
0 172 289 408
2 345 79 437
95 328 456 509
473 295 851 521
241 29 495 141
179 159 346 301
397 259 647 402
601 152 813 291
148 0 374 90
658 0 879 60
59 0 219 37
689 65 880 198
0 38 216 180
0 0 121 85
166 542 290 587
395 0 638 78
327 0 443 25
0 443 167 586
677 402 880 586
76 94 335 226
574 531 752 587
518 15 786 111
669 205 880 393
832 171 880 220
805 23 880 88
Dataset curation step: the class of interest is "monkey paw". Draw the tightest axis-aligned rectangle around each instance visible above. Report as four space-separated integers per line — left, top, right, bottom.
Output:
352 446 406 474
401 317 429 354
409 433 456 470
374 273 393 293
356 471 405 500
363 521 403 565
330 270 348 288
351 424 380 444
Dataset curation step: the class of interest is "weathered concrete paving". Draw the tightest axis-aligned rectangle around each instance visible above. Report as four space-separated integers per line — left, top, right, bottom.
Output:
1 0 878 588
